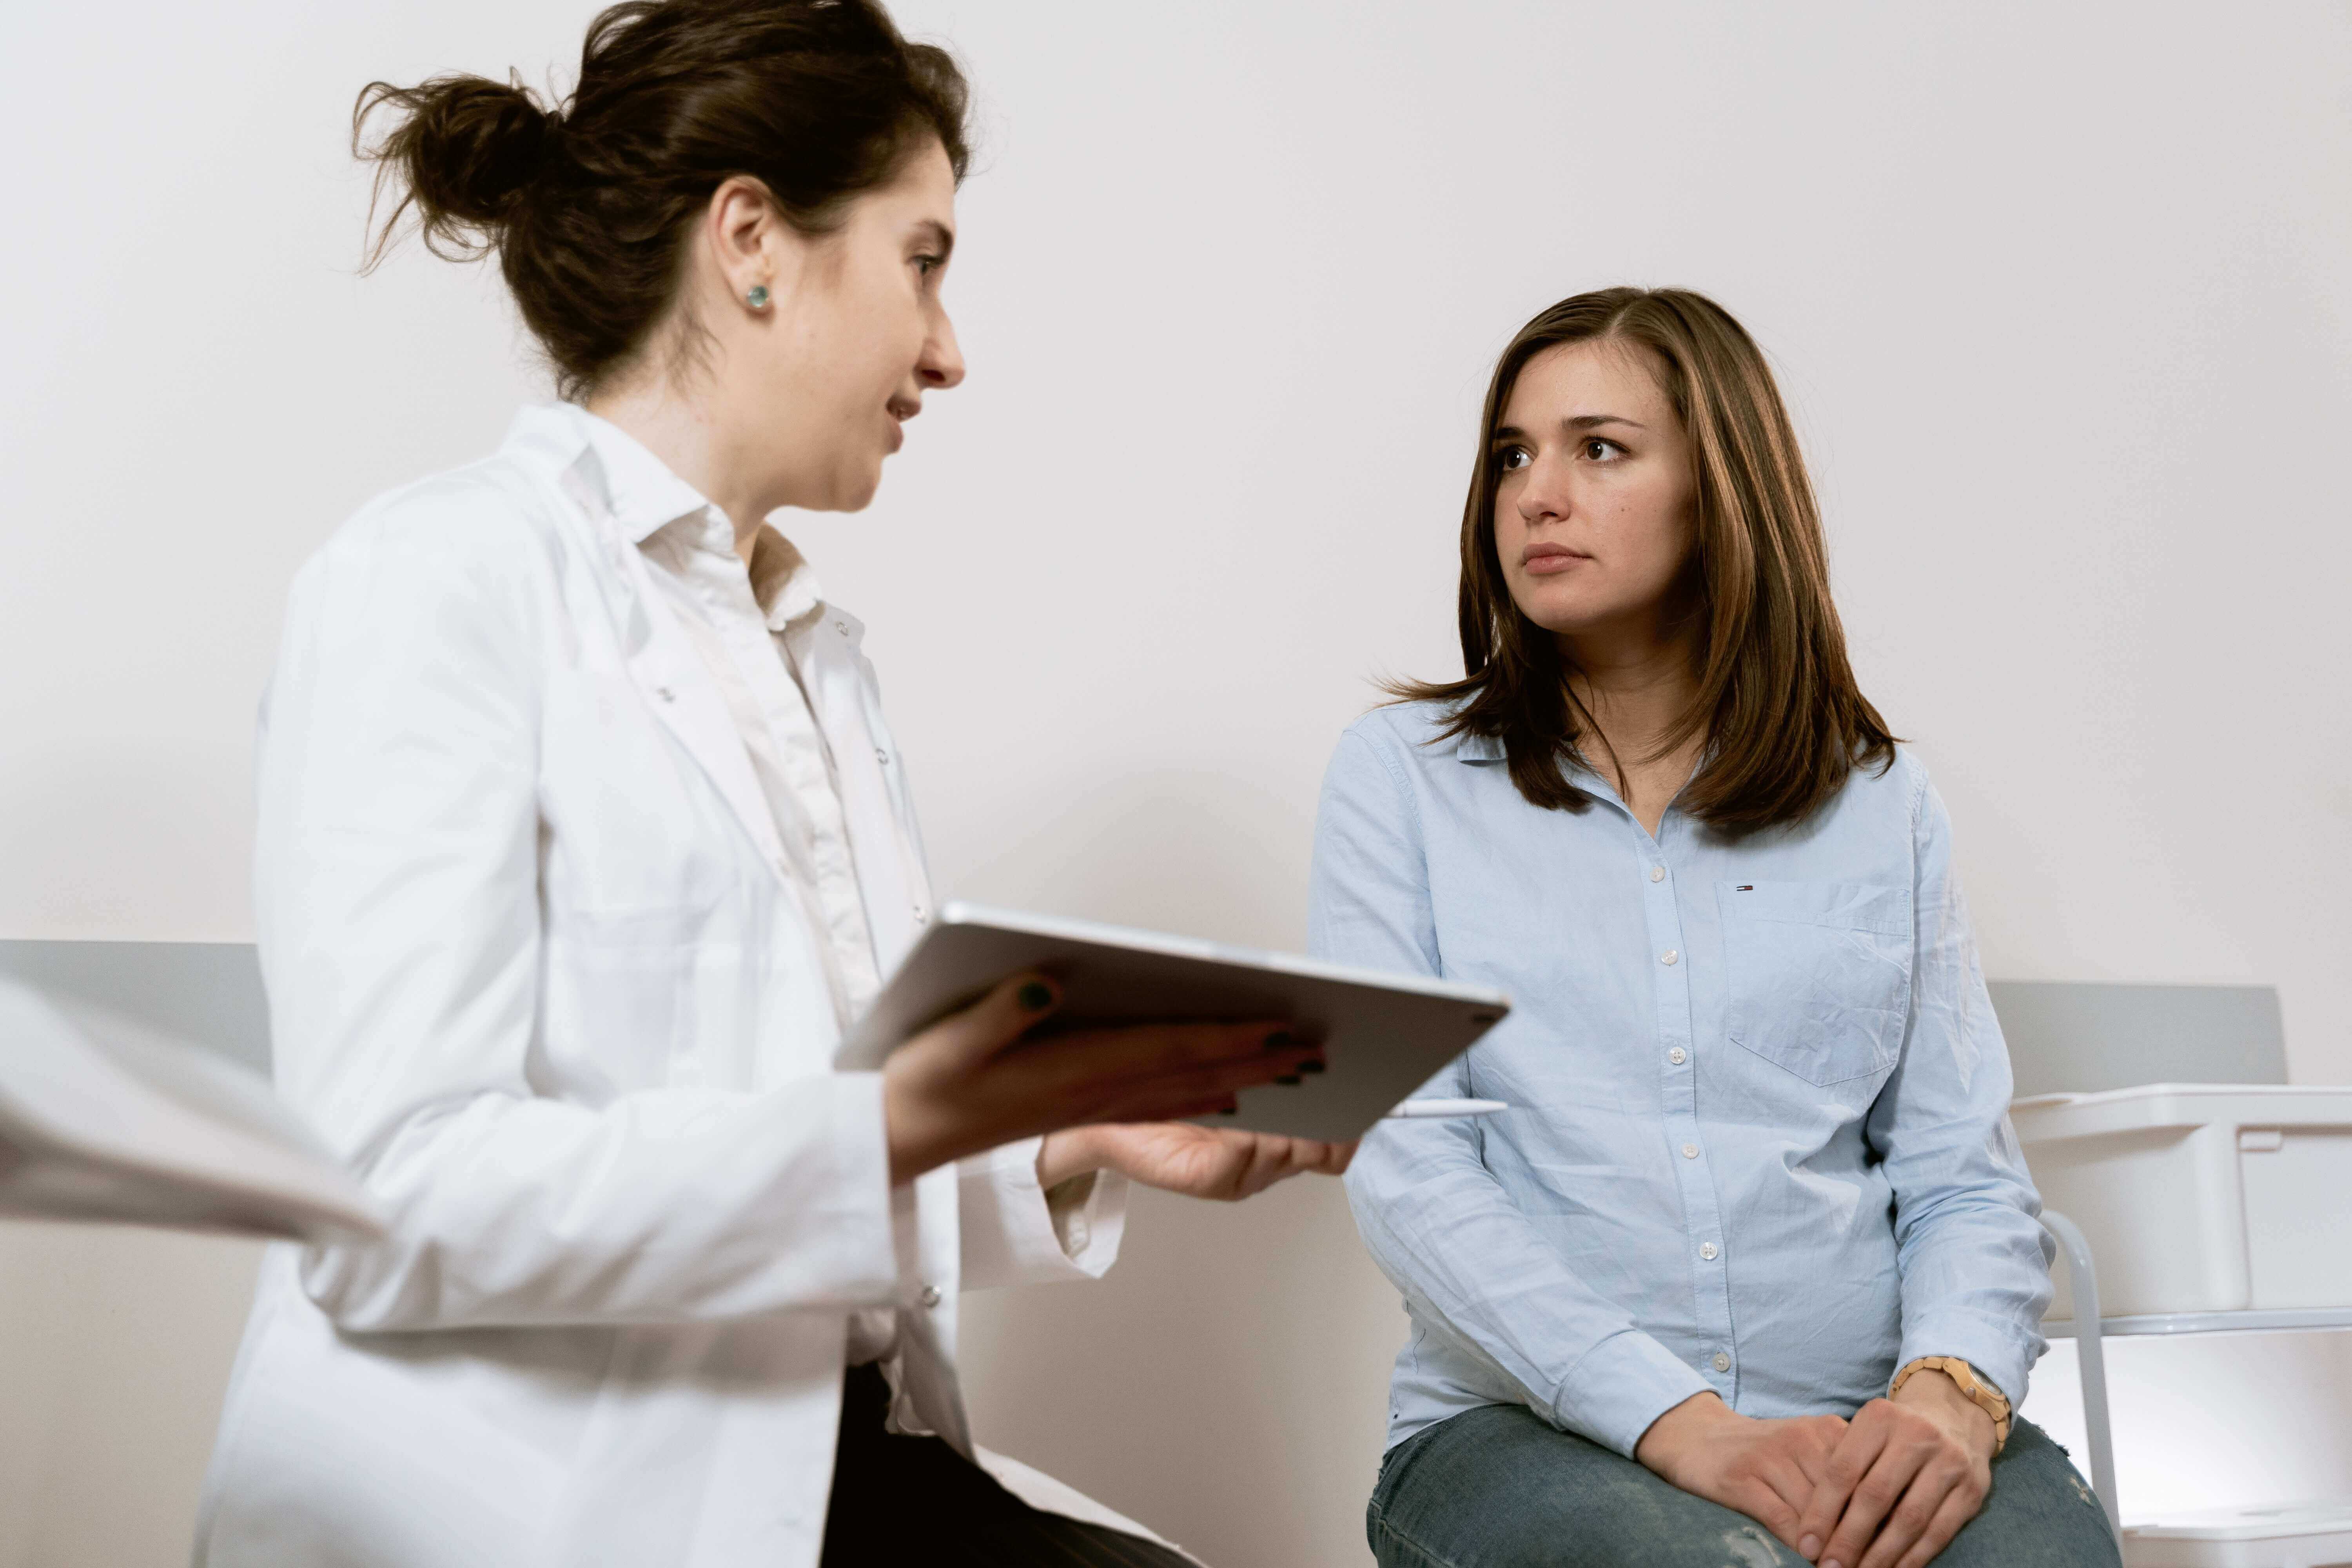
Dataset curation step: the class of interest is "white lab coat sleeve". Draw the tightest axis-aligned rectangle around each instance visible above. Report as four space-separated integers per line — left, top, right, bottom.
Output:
955 1138 1127 1289
256 486 900 1332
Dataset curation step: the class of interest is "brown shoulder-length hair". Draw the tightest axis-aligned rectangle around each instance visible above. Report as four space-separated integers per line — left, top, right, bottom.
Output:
1392 286 1895 835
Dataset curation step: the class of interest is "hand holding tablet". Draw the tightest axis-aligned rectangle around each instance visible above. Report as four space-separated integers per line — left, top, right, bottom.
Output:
843 903 1512 1145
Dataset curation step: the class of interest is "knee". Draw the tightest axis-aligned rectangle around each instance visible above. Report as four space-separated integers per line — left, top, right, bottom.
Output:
1370 1494 1806 1568
1932 1422 2121 1568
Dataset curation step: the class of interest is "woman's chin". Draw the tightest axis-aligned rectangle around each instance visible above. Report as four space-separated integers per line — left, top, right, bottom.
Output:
810 465 886 514
1515 599 1612 639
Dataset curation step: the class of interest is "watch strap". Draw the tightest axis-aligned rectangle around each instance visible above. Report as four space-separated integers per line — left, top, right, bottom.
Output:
1890 1356 2012 1452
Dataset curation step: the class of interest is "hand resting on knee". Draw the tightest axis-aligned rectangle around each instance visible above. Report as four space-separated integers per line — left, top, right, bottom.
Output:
1633 1392 1848 1552
1636 1369 1999 1568
1789 1368 1998 1568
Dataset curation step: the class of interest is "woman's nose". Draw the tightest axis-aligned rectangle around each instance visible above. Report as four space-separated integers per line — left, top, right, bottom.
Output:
1515 460 1572 524
922 313 966 390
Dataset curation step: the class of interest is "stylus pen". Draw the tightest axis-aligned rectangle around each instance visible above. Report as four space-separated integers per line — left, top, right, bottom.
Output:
1382 1098 1510 1119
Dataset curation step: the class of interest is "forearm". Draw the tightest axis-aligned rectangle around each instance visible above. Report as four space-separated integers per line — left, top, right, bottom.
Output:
1877 773 2054 1405
1892 1214 2049 1405
303 1075 900 1330
1347 1135 1709 1456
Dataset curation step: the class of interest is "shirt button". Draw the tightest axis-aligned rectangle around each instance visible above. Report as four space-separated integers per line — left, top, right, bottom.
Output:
835 620 849 636
1713 1352 1731 1373
1700 1242 1719 1261
875 747 889 765
912 904 927 924
918 1284 942 1308
655 686 676 703
1668 1047 1687 1066
1660 949 1679 966
1650 865 1666 883
1682 1143 1699 1159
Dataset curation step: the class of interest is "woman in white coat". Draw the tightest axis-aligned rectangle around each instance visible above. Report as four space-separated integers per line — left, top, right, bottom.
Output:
194 4 1347 1564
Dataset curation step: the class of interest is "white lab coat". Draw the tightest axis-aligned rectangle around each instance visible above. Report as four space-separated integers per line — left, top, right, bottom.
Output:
194 405 1159 1568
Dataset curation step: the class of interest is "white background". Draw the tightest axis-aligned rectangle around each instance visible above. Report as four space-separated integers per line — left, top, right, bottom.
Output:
3 3 2349 1564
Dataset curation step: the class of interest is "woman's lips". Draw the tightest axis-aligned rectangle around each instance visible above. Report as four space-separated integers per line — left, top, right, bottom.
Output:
1520 544 1590 576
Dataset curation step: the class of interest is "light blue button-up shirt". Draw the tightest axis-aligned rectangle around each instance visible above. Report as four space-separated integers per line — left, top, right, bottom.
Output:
1312 702 2051 1459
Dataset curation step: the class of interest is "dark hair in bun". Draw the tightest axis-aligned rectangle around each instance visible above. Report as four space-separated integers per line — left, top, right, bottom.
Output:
355 0 969 398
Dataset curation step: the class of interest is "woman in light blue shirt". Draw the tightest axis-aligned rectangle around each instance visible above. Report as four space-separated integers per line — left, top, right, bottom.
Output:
1312 288 2116 1568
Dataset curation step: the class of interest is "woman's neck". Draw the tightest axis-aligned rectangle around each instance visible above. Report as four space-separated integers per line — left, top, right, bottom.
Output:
1563 619 1697 746
588 376 771 563
1560 620 1704 833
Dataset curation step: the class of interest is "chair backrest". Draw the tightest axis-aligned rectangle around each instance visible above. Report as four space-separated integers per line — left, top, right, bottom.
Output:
0 940 270 1075
0 947 2287 1099
1988 979 2287 1098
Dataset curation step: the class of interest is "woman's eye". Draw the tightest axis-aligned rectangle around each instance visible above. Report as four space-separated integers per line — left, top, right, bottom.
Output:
1582 437 1624 461
913 254 942 279
1495 447 1531 473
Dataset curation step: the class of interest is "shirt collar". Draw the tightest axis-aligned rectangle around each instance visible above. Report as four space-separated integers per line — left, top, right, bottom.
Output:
528 401 836 636
1445 729 1613 796
743 528 828 632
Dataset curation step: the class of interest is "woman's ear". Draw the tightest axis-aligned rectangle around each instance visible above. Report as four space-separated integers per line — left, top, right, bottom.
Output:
704 176 785 311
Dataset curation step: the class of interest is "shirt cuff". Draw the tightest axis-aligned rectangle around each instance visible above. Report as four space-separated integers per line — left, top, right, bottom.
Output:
956 1136 1128 1290
1551 1328 1716 1459
1896 1307 2038 1410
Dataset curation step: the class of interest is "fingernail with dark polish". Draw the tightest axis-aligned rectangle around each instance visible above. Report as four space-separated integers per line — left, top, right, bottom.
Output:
1216 1103 1239 1115
1298 1058 1327 1073
1265 1029 1296 1049
1018 982 1053 1011
1275 1074 1302 1086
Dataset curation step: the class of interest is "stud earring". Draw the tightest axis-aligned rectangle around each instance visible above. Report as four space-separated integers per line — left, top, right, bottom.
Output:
746 284 771 310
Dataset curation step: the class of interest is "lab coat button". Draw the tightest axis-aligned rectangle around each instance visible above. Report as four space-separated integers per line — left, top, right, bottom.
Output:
1700 1242 1719 1261
875 747 889 765
1713 1352 1731 1372
656 686 676 703
1668 1047 1687 1065
1682 1143 1699 1159
1660 949 1679 966
1650 865 1666 883
918 1284 942 1308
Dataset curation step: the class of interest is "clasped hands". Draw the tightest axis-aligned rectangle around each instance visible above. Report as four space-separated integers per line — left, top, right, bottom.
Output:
1634 1369 1998 1568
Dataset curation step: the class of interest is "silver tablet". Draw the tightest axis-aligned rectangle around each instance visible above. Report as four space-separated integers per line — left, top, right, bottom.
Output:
837 902 1511 1142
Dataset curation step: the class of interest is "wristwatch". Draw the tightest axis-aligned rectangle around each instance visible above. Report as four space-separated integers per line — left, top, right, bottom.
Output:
1889 1356 2011 1452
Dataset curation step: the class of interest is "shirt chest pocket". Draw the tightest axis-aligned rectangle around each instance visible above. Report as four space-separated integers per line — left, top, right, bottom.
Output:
1717 880 1913 1086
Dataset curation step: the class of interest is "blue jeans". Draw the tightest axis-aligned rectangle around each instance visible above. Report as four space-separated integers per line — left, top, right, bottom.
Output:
1368 1406 2119 1568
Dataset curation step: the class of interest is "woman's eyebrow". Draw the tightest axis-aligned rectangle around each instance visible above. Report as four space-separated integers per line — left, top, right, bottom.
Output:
1492 414 1649 445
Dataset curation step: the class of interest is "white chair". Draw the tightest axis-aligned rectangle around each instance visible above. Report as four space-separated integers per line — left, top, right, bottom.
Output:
1993 981 2352 1568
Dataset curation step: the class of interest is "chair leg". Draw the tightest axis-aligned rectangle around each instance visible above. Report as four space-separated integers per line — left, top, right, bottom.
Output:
2044 1210 2123 1546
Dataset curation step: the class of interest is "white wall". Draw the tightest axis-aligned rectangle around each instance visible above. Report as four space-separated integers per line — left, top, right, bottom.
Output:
3 3 2348 1564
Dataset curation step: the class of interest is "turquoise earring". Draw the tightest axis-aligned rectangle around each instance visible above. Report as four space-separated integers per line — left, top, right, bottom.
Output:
746 284 771 310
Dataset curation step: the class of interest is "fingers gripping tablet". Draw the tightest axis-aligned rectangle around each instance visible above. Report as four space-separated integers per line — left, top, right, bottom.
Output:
837 903 1511 1143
